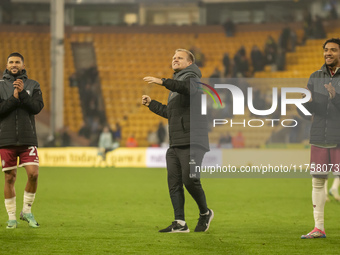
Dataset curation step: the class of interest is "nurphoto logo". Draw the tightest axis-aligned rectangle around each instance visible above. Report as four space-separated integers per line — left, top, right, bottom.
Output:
199 82 312 128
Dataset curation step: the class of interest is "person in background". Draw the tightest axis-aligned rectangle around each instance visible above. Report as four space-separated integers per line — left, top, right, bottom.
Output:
232 131 245 148
222 53 230 77
147 130 159 147
126 134 138 147
251 45 265 72
218 132 232 149
98 126 113 160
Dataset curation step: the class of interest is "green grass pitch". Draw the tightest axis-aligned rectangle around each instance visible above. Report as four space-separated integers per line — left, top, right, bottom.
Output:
0 167 339 255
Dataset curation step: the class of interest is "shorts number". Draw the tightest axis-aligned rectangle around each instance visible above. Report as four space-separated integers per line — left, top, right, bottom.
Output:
28 146 37 156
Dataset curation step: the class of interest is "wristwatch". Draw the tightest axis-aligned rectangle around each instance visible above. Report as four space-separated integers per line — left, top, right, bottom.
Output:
161 78 166 84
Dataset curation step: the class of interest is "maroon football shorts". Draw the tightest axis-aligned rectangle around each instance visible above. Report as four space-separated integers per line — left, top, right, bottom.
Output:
310 145 340 176
0 146 39 172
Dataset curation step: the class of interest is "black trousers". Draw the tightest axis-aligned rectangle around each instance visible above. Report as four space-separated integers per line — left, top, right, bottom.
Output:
166 146 208 221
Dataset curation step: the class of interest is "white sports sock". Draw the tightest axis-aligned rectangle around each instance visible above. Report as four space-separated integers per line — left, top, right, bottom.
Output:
324 179 328 196
23 191 36 214
312 178 326 231
5 197 16 221
175 220 186 226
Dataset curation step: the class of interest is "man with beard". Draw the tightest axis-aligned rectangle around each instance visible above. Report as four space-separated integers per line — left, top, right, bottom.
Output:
301 38 340 239
0 52 44 229
141 49 213 233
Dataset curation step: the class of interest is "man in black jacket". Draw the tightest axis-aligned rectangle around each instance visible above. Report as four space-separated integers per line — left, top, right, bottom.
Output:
142 49 213 233
301 38 340 239
0 52 44 229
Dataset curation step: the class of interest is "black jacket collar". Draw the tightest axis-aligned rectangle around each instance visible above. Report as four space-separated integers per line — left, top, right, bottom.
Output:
3 69 28 82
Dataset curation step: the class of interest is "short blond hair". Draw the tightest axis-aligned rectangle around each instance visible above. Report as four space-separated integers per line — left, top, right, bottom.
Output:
175 49 195 63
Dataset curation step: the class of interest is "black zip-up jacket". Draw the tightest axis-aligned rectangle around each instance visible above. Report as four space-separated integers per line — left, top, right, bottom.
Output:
304 64 340 144
148 64 209 151
0 69 44 147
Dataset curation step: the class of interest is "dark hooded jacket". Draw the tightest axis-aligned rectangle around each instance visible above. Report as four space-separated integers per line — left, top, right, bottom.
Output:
148 64 209 151
304 64 340 144
0 69 44 147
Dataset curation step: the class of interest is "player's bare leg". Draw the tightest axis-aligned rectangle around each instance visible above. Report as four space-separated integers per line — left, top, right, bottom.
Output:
20 165 40 228
4 169 17 229
24 165 39 193
4 169 17 198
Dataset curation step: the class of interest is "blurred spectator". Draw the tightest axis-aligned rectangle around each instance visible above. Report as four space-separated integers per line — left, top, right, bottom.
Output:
223 18 235 37
87 98 98 119
251 45 265 72
239 52 249 77
147 130 159 147
290 30 297 52
270 93 281 123
112 122 122 142
157 122 166 146
126 134 138 147
190 46 205 67
98 126 113 159
69 72 78 87
237 45 246 57
76 65 105 127
279 26 291 52
90 116 101 134
44 134 56 147
329 1 338 20
89 116 102 146
222 53 230 77
233 46 249 77
52 127 70 147
302 10 313 43
232 131 245 148
264 35 278 66
218 132 232 149
61 126 71 146
78 120 91 139
87 65 98 84
313 15 326 39
251 87 267 117
209 67 221 80
276 47 286 71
